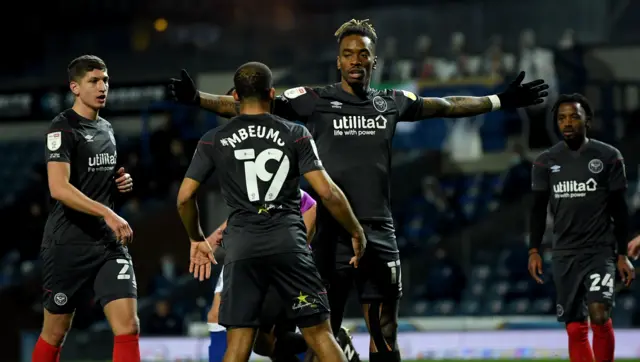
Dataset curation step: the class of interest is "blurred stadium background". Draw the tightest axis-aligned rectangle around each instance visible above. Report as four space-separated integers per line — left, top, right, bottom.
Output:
3 0 640 361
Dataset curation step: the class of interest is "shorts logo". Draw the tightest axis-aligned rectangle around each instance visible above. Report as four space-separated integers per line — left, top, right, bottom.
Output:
292 292 317 310
47 132 62 151
588 159 604 174
54 292 68 306
372 96 388 113
556 304 564 317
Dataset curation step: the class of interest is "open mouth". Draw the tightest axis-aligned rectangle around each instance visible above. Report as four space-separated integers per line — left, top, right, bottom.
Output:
562 129 575 136
348 69 365 80
97 95 106 103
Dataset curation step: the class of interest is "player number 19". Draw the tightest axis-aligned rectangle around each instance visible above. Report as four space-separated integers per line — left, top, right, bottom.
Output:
589 273 613 292
235 148 290 202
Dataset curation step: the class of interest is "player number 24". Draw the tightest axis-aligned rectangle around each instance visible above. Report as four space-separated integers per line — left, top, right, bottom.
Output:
589 273 613 292
234 148 290 202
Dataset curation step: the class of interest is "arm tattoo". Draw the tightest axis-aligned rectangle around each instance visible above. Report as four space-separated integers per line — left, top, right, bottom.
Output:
420 96 493 118
199 92 239 118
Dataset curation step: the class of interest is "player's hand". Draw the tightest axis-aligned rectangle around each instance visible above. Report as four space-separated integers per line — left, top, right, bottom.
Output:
207 228 224 246
497 71 549 109
527 250 544 284
349 228 366 268
104 211 133 245
189 240 217 281
628 235 640 260
114 167 133 193
168 69 199 105
617 255 635 287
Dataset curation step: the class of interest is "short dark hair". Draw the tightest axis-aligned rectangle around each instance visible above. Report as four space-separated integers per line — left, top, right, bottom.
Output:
334 19 378 46
67 55 107 82
552 93 594 121
233 62 273 101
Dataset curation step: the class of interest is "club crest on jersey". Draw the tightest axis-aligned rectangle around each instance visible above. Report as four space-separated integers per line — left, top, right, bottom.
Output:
54 292 68 306
47 132 62 151
372 96 388 113
108 131 116 145
588 159 603 174
284 87 306 99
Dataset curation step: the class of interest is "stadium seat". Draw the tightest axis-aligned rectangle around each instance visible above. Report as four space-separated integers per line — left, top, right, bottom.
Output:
531 298 554 315
481 298 504 315
506 298 531 315
432 300 456 316
459 300 481 316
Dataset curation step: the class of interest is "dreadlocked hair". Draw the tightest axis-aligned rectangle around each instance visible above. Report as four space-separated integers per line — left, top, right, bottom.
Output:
334 19 378 44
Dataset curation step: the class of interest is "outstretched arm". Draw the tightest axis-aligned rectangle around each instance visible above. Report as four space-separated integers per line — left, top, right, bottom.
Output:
198 92 239 118
419 96 496 118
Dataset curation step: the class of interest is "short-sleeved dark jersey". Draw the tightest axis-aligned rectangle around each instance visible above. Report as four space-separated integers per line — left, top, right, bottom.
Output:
185 113 324 263
272 84 424 223
531 139 627 254
43 109 119 246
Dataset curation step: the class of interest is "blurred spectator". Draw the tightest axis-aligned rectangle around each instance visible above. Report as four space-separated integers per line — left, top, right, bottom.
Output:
517 29 558 102
481 35 507 79
148 254 180 296
143 299 184 336
555 28 587 94
447 32 470 79
517 29 559 149
379 36 400 82
500 143 533 201
412 35 436 81
423 248 466 302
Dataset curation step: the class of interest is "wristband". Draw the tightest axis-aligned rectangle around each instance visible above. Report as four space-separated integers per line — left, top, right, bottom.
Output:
488 94 501 111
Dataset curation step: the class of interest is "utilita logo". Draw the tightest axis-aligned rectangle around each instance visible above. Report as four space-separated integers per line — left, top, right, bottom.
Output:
88 153 117 172
333 115 387 136
552 178 597 198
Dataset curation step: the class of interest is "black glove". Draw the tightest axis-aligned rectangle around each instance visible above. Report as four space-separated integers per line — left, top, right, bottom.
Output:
168 69 200 105
497 71 549 109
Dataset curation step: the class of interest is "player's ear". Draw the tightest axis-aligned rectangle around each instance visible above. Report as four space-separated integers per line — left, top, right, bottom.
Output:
269 87 276 101
372 56 378 70
70 81 80 96
336 56 340 70
232 89 239 102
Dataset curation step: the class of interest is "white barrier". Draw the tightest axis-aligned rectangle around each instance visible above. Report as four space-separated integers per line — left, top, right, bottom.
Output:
140 329 640 360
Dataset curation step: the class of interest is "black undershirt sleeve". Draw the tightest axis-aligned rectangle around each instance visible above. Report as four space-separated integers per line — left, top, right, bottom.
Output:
529 190 550 251
608 189 629 255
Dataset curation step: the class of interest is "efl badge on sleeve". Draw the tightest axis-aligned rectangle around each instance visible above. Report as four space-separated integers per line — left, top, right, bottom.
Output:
47 132 62 151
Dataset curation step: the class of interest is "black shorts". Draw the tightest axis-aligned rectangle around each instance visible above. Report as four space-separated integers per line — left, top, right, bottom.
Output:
313 221 402 302
218 252 329 329
41 242 137 314
259 287 296 335
552 251 616 322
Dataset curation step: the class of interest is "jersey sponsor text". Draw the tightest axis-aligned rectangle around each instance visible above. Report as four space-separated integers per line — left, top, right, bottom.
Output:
552 178 597 198
333 115 388 136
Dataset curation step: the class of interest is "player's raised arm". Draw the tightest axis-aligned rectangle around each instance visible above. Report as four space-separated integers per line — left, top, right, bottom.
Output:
168 69 239 118
397 71 549 120
528 152 551 284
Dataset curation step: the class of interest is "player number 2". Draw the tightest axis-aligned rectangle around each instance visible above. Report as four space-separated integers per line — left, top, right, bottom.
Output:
235 148 290 202
589 273 613 292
